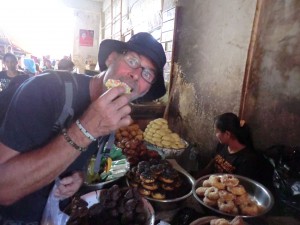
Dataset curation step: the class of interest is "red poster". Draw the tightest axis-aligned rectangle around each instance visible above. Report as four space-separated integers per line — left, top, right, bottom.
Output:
79 29 94 47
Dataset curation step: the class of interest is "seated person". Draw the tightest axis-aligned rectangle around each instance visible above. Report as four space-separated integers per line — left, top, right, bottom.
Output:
194 112 273 188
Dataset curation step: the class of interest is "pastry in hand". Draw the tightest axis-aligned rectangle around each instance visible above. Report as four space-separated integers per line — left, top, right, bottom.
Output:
105 79 131 93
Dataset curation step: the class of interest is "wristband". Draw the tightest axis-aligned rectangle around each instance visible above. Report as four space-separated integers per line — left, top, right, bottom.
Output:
61 129 87 152
75 119 97 141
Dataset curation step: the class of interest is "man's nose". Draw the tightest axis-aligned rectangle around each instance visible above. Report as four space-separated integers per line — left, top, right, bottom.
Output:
130 67 142 80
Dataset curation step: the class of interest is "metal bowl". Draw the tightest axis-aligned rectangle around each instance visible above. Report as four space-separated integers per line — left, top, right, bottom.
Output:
144 139 189 159
127 166 195 210
192 174 274 218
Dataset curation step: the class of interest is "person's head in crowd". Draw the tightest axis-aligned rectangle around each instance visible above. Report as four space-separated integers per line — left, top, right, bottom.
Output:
98 32 166 102
214 112 254 149
43 59 53 70
23 58 37 75
3 53 18 72
57 58 75 72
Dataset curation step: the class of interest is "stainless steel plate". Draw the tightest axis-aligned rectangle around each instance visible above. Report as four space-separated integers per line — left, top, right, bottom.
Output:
192 174 274 218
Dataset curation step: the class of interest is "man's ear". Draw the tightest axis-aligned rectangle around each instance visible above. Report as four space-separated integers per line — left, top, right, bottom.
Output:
105 52 119 67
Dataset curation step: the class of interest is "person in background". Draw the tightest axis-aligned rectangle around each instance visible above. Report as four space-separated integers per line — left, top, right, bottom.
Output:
43 58 53 71
35 63 43 75
57 58 75 72
194 112 273 187
23 58 37 76
0 32 166 224
0 53 27 92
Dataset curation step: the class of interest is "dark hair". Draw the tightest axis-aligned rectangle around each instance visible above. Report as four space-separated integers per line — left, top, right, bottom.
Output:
57 59 74 71
3 53 17 62
214 112 254 149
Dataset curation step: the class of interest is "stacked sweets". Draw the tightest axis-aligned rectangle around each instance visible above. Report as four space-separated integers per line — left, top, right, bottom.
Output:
143 118 186 149
127 159 184 200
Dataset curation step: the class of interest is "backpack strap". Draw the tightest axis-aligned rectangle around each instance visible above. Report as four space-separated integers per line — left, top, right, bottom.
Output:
52 72 78 132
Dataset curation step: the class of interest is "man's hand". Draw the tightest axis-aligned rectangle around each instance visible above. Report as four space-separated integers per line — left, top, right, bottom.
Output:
54 171 84 199
79 86 133 138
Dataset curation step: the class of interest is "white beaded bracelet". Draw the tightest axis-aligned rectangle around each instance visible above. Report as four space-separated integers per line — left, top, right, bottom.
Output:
75 119 97 141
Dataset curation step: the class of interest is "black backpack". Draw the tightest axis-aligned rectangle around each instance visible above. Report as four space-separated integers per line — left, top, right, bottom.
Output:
263 145 300 213
0 71 78 130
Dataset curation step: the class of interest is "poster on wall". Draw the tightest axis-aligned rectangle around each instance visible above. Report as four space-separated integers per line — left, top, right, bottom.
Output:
79 29 94 47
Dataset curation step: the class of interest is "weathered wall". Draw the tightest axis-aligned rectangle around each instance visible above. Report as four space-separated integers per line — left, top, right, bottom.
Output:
62 0 102 73
242 0 300 149
167 0 257 164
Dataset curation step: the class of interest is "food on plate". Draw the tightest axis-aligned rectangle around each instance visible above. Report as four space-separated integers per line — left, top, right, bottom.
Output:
105 79 131 93
195 174 262 216
210 218 230 225
210 216 246 225
127 160 190 200
67 185 149 225
115 123 161 166
143 118 187 149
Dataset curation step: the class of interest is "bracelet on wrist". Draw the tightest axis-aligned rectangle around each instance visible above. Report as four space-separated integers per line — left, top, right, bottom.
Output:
61 129 87 152
75 119 97 141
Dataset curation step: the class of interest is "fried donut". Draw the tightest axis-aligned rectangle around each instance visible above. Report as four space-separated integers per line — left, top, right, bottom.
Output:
234 193 250 205
230 206 239 215
217 198 235 213
218 190 235 201
227 185 246 196
210 218 230 225
240 201 259 216
161 183 175 191
150 164 164 176
105 79 131 93
203 196 218 207
209 175 226 190
158 169 178 183
202 179 212 187
151 190 166 200
196 187 208 197
141 181 159 191
138 187 151 196
140 171 156 183
221 174 239 187
204 187 219 200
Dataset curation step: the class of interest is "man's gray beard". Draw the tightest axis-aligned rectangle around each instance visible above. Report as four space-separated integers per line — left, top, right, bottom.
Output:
130 90 147 102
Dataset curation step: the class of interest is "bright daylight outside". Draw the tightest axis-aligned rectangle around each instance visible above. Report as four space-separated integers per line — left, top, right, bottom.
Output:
0 0 75 69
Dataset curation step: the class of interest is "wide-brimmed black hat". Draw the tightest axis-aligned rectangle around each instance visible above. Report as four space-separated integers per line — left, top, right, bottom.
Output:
98 32 166 101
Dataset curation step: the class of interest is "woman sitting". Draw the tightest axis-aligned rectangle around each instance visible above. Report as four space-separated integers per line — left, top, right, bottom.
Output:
194 112 273 187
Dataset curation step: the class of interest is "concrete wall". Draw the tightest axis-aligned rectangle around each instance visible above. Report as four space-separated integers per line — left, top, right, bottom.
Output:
167 0 300 169
167 0 257 164
242 0 300 149
62 0 102 73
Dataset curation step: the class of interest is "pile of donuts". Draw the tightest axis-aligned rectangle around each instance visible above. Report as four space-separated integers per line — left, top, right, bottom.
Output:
195 174 261 216
210 216 245 225
143 118 187 149
67 185 149 225
127 159 183 200
115 123 160 165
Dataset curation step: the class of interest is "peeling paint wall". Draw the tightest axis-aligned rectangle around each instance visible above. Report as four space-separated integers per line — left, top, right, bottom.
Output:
167 0 257 164
243 0 300 149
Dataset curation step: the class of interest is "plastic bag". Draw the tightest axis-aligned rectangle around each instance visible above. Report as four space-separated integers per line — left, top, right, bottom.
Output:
41 180 70 225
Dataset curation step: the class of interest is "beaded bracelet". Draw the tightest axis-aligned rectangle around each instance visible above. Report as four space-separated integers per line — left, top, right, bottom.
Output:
75 119 97 141
61 129 87 152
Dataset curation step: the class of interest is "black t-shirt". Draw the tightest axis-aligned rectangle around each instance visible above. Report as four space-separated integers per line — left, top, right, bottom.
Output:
0 70 27 92
0 72 97 224
214 144 268 183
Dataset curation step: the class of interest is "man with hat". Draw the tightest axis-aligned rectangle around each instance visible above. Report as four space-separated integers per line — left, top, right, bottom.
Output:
0 32 166 224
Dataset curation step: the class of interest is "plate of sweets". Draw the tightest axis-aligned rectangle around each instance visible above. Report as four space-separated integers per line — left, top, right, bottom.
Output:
143 118 189 158
193 174 274 218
